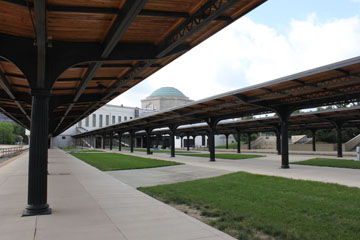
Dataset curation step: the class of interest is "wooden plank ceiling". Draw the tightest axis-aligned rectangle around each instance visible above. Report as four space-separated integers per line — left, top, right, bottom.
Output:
0 0 266 135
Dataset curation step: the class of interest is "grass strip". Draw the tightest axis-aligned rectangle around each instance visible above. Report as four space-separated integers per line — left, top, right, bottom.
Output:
293 158 360 169
71 152 181 171
177 153 264 160
59 147 103 153
139 172 360 240
216 142 241 149
122 147 197 154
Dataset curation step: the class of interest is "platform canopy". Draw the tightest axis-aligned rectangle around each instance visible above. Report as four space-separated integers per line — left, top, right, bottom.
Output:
0 0 266 136
102 106 360 137
75 56 360 137
0 0 269 216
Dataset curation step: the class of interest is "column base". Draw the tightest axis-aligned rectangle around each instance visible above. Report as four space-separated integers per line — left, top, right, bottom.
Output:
23 204 51 217
209 159 215 162
281 165 290 169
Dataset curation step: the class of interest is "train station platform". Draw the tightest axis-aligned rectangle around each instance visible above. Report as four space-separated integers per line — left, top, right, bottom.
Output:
0 149 235 240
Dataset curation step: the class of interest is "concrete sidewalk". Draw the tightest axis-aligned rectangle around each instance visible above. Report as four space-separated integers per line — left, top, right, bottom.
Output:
0 149 235 240
106 149 360 188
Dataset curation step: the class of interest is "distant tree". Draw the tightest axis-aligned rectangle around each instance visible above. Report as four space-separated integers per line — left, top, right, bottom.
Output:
315 127 360 143
0 122 15 144
13 123 27 144
233 133 258 143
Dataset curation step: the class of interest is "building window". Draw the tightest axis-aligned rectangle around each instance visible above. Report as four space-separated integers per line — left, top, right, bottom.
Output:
124 116 127 121
92 114 96 127
85 116 89 127
62 136 66 140
78 120 82 127
118 116 121 123
112 115 115 124
130 117 133 120
106 115 109 126
99 114 103 127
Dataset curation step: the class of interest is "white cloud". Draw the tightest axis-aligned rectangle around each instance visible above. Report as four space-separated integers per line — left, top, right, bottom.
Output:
110 14 360 107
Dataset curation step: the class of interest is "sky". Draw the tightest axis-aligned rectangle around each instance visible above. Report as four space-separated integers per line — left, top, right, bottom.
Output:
109 0 360 108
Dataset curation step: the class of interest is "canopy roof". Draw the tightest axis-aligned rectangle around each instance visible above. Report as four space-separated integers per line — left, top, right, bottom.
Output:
0 0 266 135
112 105 360 137
74 56 360 137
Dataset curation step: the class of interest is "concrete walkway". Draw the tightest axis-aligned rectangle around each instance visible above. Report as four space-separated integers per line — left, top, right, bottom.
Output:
107 165 231 188
0 149 235 240
106 149 360 188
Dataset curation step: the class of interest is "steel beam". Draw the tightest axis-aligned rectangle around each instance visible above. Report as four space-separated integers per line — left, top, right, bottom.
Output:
117 132 122 151
58 1 236 134
235 129 241 153
310 129 317 152
169 125 177 157
145 128 152 155
23 0 51 217
206 118 220 162
23 91 51 216
130 131 135 153
334 122 343 157
54 0 147 133
109 132 113 150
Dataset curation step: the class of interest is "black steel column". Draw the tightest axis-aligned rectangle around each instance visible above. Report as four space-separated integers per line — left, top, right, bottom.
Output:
192 135 196 148
169 125 177 157
180 136 183 149
130 131 134 153
102 134 106 149
208 129 215 161
335 122 343 157
279 110 291 169
247 133 251 150
225 134 229 149
311 129 317 152
187 134 190 151
117 132 122 151
202 134 205 146
206 118 219 162
236 130 241 153
24 91 51 216
109 132 113 150
156 134 161 147
275 127 281 155
146 128 152 155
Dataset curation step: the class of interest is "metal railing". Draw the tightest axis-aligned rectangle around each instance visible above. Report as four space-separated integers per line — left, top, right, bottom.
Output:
0 146 25 158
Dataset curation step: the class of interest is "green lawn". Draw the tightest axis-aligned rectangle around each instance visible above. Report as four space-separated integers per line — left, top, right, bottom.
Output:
122 147 197 154
293 158 360 169
59 147 103 153
216 142 239 149
139 172 360 240
71 152 181 171
177 153 264 160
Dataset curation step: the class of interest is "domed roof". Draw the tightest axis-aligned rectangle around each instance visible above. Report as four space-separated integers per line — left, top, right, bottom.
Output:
150 87 186 97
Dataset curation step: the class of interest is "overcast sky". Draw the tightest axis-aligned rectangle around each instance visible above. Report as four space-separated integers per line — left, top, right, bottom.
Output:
109 0 360 108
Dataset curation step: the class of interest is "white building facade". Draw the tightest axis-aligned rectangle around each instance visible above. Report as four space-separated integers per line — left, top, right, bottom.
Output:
52 104 153 147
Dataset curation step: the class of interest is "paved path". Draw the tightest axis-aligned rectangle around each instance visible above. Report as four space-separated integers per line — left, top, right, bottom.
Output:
0 149 235 240
107 164 231 188
106 149 360 188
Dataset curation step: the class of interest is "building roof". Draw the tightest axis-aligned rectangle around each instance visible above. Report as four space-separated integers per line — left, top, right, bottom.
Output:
150 87 186 97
